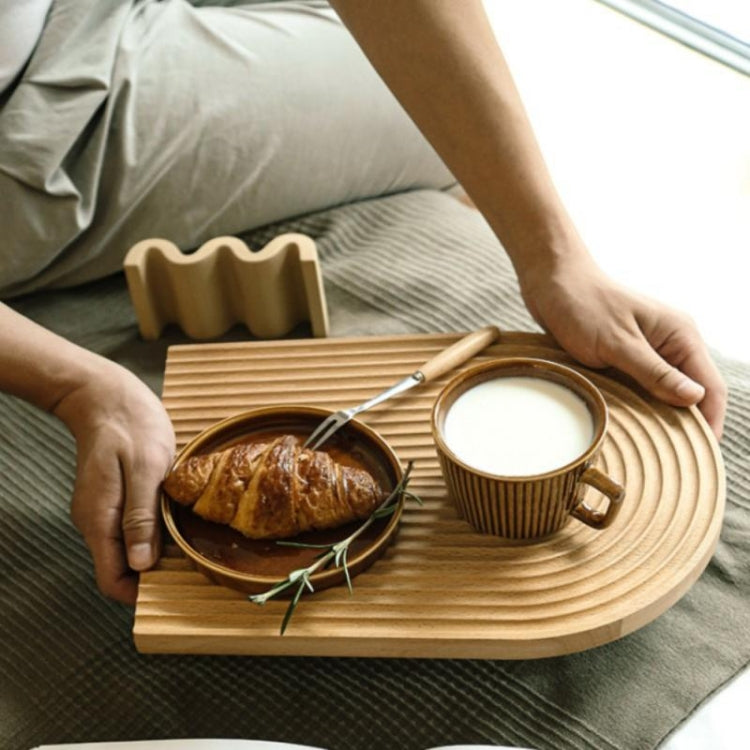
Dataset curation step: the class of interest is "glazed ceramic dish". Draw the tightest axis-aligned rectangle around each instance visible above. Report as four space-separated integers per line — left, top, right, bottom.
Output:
161 405 404 595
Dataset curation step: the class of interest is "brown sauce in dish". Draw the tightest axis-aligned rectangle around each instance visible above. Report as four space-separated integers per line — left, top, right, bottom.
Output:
172 428 395 577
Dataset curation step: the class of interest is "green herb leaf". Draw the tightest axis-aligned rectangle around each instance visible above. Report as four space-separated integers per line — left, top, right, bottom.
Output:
280 578 308 635
247 461 420 634
341 548 353 595
372 505 397 519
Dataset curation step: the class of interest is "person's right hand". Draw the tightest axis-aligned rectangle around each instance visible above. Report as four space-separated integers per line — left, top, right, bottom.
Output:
518 254 727 440
54 359 176 605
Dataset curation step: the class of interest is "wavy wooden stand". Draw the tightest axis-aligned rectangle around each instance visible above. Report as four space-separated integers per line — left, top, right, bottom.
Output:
134 332 725 659
124 234 329 340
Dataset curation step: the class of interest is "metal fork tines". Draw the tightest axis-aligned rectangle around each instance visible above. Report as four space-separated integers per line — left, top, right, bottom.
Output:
302 326 501 451
303 372 423 451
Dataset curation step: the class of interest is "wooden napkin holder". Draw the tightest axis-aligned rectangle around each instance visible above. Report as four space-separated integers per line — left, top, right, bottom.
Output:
123 234 329 340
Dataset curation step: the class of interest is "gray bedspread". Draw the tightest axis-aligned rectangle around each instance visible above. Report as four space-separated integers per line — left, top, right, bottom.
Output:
2 189 749 750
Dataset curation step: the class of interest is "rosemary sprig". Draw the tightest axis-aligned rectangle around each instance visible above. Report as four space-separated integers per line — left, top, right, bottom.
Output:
249 461 419 634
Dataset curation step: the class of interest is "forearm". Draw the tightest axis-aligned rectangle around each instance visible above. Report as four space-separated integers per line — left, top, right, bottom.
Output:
0 302 104 417
329 0 590 278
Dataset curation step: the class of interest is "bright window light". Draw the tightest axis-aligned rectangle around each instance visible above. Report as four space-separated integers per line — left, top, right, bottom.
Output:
594 0 750 74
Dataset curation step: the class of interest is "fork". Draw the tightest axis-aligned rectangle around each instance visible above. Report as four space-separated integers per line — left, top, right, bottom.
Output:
303 325 500 450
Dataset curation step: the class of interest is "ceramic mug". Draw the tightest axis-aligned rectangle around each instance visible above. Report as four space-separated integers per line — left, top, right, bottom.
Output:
431 357 625 539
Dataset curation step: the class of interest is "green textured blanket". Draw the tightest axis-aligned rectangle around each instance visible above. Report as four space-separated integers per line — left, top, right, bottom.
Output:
2 190 749 750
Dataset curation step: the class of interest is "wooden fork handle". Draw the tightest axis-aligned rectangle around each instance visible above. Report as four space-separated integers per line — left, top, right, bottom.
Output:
416 325 501 382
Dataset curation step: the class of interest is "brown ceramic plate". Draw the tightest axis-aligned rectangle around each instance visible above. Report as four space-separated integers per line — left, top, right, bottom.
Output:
161 405 405 595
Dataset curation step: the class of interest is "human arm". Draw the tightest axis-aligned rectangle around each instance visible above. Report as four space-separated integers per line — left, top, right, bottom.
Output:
328 0 726 437
0 302 175 603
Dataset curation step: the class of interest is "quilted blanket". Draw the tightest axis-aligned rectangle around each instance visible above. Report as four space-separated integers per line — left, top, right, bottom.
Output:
2 189 749 750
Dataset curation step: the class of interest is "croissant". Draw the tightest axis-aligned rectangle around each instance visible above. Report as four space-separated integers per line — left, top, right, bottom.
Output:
163 435 386 539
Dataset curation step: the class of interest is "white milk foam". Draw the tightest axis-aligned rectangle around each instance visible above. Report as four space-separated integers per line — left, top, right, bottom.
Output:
443 376 595 476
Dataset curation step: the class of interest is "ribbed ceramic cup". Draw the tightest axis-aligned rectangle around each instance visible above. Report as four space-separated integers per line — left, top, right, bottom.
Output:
431 358 625 539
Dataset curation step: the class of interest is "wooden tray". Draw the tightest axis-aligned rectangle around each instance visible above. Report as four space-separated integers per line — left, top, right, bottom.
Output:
134 331 725 658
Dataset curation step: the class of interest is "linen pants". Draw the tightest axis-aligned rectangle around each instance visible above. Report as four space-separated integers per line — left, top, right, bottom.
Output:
0 0 453 297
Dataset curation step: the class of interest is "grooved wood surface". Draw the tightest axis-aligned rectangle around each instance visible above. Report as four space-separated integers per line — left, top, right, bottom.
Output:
134 332 725 658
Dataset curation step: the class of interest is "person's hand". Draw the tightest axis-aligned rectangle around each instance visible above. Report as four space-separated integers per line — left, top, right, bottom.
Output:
518 256 727 440
54 359 176 604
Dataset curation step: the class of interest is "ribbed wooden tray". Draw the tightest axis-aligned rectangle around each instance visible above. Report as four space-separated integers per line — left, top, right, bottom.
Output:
134 331 725 658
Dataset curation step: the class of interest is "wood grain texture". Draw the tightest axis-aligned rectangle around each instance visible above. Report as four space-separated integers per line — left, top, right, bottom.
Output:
134 331 725 658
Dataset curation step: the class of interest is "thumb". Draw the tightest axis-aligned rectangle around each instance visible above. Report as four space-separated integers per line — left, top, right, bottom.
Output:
122 455 166 572
609 336 705 407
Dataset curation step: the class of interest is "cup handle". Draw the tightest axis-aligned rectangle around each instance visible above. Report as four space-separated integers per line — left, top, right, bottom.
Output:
570 466 625 530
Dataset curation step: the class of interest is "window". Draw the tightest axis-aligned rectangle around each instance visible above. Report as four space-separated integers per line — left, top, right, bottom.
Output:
595 0 750 75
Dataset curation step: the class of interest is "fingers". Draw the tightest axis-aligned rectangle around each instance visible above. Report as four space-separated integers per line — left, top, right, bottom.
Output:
603 322 727 441
61 364 177 604
71 429 174 604
604 331 704 403
121 447 174 572
635 310 728 440
71 448 138 605
669 342 727 440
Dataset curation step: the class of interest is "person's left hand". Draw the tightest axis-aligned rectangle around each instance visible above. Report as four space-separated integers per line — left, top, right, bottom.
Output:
54 358 176 604
518 255 727 440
